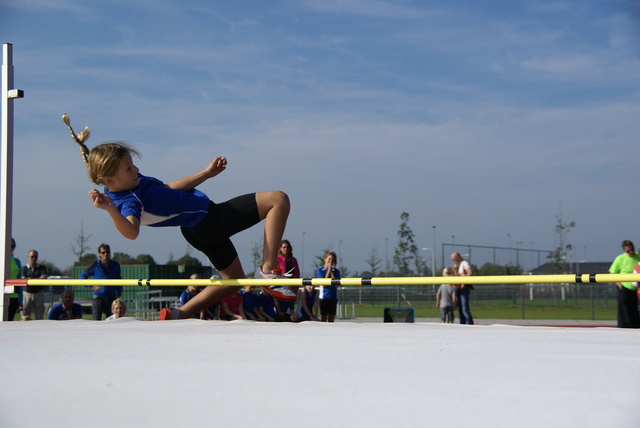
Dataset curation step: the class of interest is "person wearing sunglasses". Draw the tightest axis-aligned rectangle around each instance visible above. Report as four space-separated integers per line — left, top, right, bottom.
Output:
20 249 48 320
80 243 122 320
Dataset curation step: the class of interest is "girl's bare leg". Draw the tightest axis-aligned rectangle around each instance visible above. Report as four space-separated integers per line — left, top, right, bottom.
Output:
256 191 290 272
176 190 289 319
176 257 244 319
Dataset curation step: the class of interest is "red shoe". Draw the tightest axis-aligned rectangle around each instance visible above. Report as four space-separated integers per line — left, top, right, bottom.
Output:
263 286 297 303
159 308 173 320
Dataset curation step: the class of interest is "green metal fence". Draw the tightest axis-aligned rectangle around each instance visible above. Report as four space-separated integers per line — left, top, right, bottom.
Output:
46 265 214 317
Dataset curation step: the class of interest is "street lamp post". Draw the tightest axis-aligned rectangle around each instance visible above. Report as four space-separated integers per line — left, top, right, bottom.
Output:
432 225 436 273
301 231 306 277
421 248 435 277
385 238 389 274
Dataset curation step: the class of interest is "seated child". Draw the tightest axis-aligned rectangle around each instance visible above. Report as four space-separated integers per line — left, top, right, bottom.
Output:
241 286 260 321
436 267 458 323
219 290 246 321
295 284 319 322
106 298 127 320
256 287 276 322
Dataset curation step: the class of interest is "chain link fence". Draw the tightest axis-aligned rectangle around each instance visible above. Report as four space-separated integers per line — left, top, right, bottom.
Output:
338 282 618 320
441 243 553 273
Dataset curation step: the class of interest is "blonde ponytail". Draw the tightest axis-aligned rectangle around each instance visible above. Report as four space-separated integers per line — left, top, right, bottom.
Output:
62 114 139 185
62 113 91 166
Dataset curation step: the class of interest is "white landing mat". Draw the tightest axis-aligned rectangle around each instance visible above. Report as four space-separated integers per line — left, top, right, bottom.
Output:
1 319 638 428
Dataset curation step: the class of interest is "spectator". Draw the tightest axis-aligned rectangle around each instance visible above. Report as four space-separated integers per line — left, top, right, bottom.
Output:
7 238 22 321
180 274 202 319
295 284 319 322
21 249 47 320
180 285 201 317
274 291 298 322
180 284 201 307
219 290 246 321
241 286 260 321
274 239 300 320
256 287 276 322
80 244 122 320
317 251 340 322
277 239 301 278
609 240 640 328
105 298 127 320
436 267 458 323
181 274 218 319
48 289 83 320
451 252 474 325
202 275 220 320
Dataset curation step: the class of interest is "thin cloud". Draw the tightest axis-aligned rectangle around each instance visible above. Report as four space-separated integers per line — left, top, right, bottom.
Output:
2 0 638 272
303 0 433 19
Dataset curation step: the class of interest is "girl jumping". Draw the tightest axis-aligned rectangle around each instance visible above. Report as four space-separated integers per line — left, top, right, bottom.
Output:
63 114 296 320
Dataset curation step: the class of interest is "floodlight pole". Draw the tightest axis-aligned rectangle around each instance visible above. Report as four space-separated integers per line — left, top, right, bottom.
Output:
421 247 435 277
1 43 24 322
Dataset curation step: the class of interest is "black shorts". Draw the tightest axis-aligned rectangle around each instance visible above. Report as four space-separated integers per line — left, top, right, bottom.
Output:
320 299 338 316
180 194 260 271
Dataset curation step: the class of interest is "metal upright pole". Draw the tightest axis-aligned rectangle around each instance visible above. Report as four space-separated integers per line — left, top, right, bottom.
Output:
1 43 24 321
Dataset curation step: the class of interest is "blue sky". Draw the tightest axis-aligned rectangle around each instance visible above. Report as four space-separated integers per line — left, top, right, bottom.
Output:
1 0 639 276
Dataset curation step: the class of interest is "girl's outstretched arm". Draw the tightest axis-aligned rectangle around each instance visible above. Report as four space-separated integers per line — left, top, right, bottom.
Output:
166 156 227 192
89 189 140 240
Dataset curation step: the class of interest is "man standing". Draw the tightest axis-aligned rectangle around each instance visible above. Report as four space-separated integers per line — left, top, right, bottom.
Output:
80 244 122 320
8 238 23 321
21 249 48 320
451 252 474 325
609 240 640 328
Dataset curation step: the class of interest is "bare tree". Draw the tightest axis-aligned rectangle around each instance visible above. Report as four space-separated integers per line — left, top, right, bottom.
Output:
547 209 576 274
71 222 92 261
251 239 262 272
364 246 382 276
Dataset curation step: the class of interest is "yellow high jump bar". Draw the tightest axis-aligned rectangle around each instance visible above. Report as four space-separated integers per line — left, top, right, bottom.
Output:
5 273 640 288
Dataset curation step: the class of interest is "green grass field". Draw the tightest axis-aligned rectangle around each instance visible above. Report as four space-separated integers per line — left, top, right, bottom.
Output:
14 302 617 322
15 296 618 322
353 300 617 320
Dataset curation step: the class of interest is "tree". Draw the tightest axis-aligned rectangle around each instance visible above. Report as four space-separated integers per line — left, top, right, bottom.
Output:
478 263 522 276
415 257 430 277
112 252 140 265
251 239 262 271
315 248 333 269
71 222 92 261
166 246 203 266
393 212 419 276
167 254 202 266
39 260 63 276
136 254 157 265
341 265 351 278
364 246 382 277
546 210 576 274
75 253 96 267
